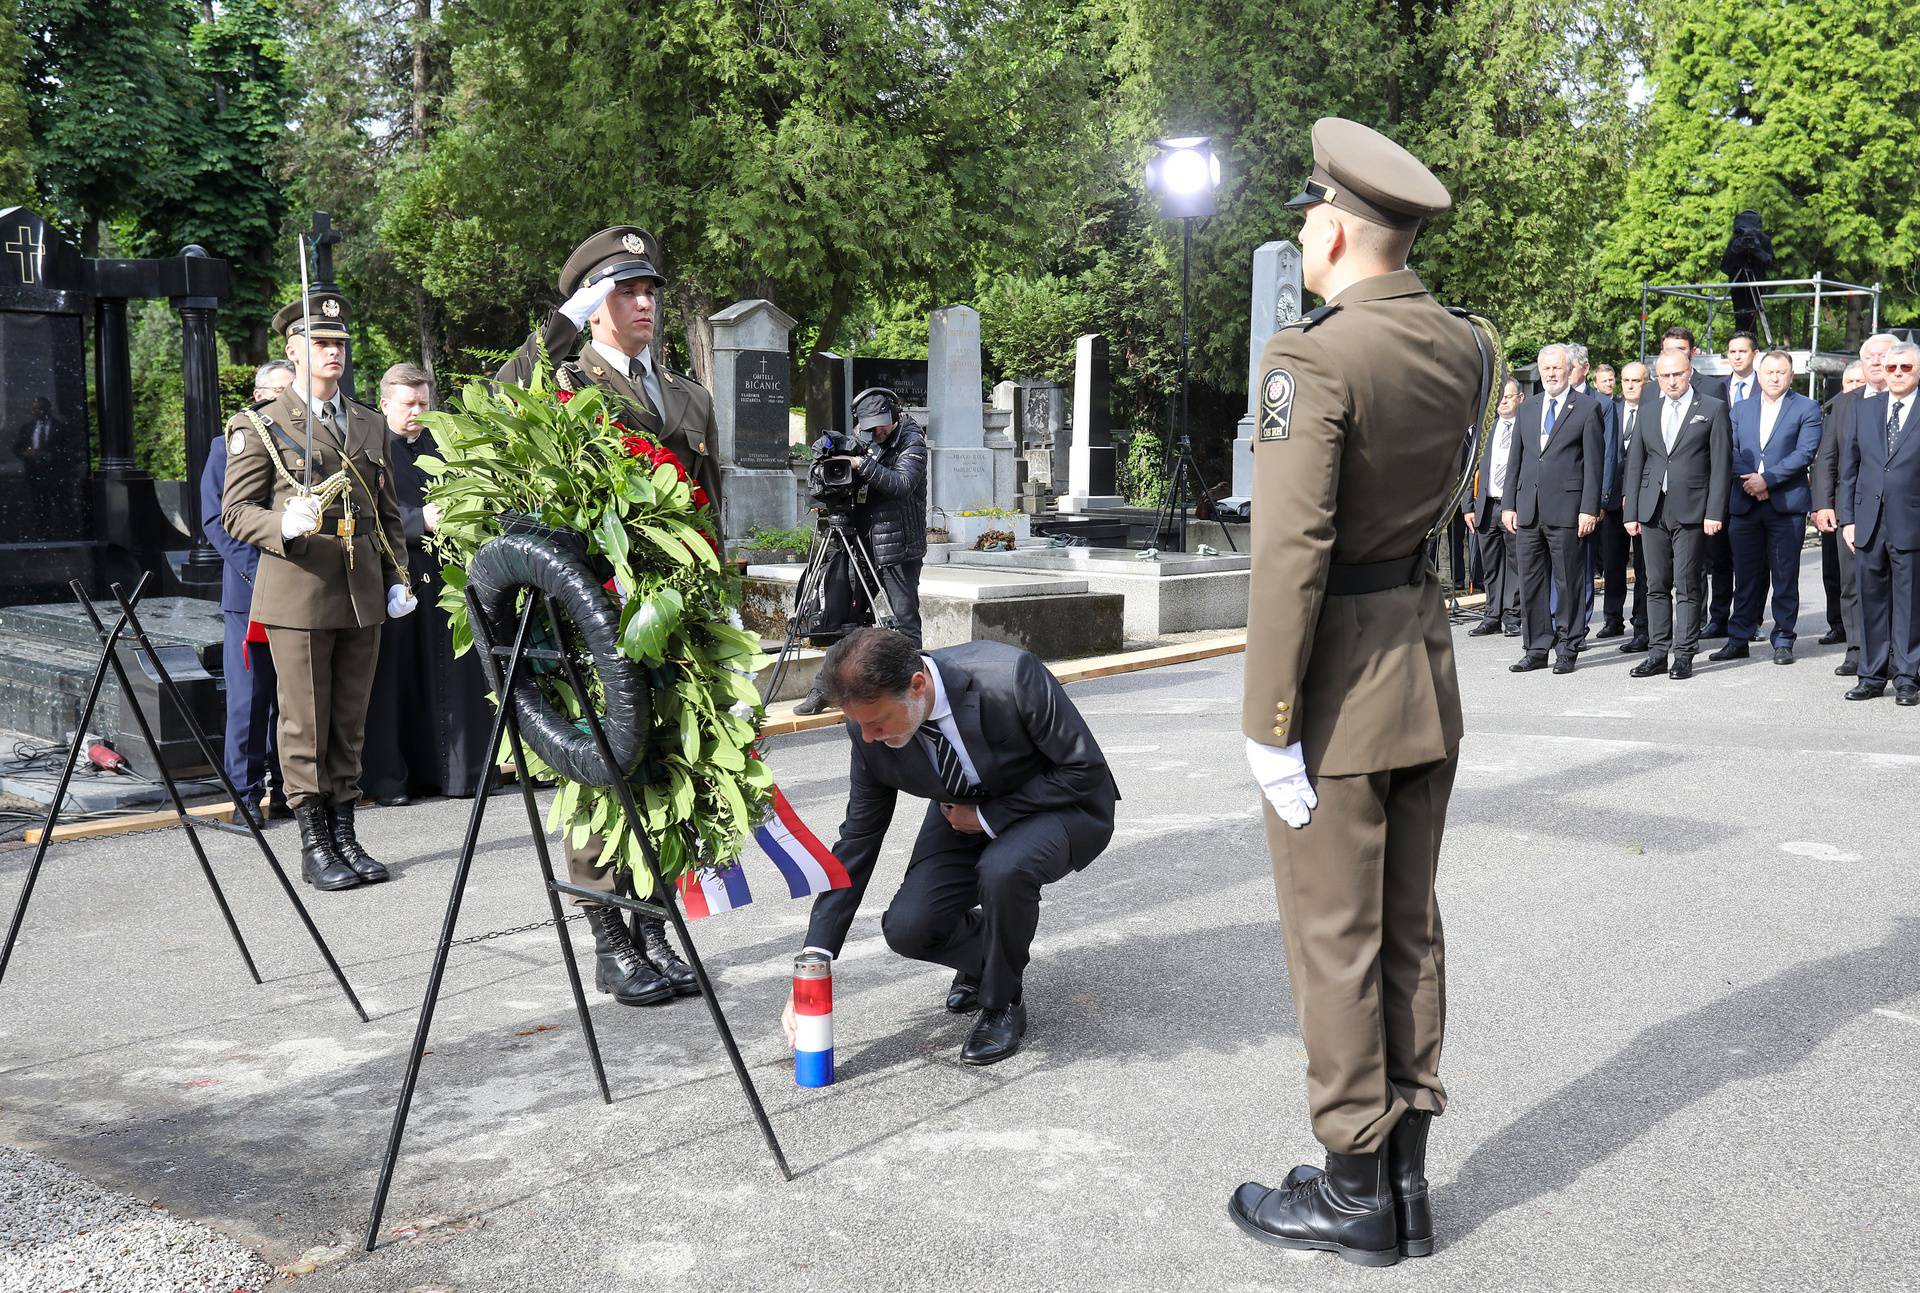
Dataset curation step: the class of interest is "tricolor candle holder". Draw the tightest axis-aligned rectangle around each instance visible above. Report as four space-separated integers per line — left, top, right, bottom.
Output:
793 951 834 1087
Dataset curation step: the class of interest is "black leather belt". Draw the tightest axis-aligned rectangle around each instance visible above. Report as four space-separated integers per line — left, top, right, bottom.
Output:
1326 551 1427 596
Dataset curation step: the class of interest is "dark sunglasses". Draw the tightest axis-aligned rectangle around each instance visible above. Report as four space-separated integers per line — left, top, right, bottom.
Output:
1887 362 1917 373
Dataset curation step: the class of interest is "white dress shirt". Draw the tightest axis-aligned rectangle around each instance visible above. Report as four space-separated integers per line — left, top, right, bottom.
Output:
1886 394 1914 446
1487 418 1514 497
289 383 343 428
592 339 665 416
1540 392 1564 450
1731 374 1754 405
1757 393 1784 456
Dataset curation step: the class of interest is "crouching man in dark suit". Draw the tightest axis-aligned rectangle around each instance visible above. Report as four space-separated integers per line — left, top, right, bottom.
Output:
780 627 1118 1065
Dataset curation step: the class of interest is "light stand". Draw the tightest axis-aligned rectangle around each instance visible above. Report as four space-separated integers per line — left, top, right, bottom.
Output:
1144 137 1234 554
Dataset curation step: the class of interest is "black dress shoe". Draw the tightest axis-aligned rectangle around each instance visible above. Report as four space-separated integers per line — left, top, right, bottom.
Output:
327 800 389 883
945 973 980 1014
1572 639 1592 653
1707 640 1749 662
586 907 674 1005
1836 659 1859 677
1618 636 1648 654
1230 1149 1400 1267
1700 621 1729 640
1509 655 1548 673
1668 657 1694 680
793 688 831 716
296 802 361 891
1818 627 1847 645
1502 626 1521 637
959 1000 1026 1065
1467 622 1502 636
1551 657 1575 674
235 800 266 832
1597 620 1625 639
374 792 411 808
1845 682 1885 701
633 914 700 995
1629 656 1669 678
1773 646 1794 665
1897 684 1920 707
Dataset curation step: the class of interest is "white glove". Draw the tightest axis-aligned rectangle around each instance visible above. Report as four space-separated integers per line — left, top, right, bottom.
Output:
422 501 443 533
1246 738 1317 829
387 583 417 619
281 495 321 540
559 276 619 328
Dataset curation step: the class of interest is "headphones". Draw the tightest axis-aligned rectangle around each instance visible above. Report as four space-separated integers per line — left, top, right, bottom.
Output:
851 386 903 420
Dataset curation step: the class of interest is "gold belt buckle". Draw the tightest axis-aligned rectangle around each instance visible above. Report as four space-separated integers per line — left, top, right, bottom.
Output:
335 516 356 539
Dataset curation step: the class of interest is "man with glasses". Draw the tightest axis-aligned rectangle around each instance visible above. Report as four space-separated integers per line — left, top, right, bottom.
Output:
1838 340 1920 705
1813 334 1897 676
1604 362 1653 649
1623 352 1731 679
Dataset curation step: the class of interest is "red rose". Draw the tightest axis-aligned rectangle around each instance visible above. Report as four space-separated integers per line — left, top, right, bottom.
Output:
555 389 573 404
691 486 710 509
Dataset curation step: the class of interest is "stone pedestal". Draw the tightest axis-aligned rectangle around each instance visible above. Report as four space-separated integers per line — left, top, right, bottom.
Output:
1064 334 1121 511
927 305 997 515
709 299 800 544
1231 241 1303 499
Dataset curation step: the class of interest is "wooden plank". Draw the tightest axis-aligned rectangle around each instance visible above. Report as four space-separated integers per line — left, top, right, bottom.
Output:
24 801 235 846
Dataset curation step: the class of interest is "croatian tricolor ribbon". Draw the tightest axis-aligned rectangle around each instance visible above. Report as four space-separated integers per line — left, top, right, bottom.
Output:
676 861 752 920
755 787 852 898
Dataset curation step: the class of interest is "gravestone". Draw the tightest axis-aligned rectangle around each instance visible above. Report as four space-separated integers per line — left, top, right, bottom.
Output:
1063 334 1121 511
709 299 800 544
0 210 92 594
804 352 930 439
926 306 998 517
1017 381 1067 490
1231 241 1303 498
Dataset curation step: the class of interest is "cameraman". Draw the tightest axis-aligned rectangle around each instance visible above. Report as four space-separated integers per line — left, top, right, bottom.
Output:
796 389 928 715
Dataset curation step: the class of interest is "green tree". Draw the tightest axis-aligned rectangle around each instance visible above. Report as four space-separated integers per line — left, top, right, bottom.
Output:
0 6 33 205
1600 0 1920 350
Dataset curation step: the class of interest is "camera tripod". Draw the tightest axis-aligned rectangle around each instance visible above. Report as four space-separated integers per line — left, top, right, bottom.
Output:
1150 430 1236 555
760 511 897 708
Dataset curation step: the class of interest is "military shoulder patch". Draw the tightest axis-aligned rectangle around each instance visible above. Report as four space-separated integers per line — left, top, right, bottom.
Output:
1259 368 1296 442
228 429 246 456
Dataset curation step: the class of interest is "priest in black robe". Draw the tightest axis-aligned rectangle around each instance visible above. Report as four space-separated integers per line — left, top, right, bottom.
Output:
363 364 495 802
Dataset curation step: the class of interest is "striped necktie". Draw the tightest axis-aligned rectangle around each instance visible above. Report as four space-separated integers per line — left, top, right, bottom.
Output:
1890 400 1907 457
919 721 975 800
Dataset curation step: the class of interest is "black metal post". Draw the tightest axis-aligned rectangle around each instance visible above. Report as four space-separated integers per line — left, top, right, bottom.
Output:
94 296 138 476
364 599 549 1251
542 596 793 1183
175 246 224 590
0 580 141 985
104 583 367 1021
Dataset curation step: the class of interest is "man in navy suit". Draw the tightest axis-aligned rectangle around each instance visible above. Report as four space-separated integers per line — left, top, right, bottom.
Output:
1839 340 1920 705
1712 350 1823 665
1502 344 1604 673
201 361 293 826
783 627 1118 1064
1814 334 1897 677
1700 331 1759 637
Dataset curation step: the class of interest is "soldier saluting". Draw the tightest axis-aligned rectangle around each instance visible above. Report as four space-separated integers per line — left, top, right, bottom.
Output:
222 292 416 893
1230 120 1497 1266
496 226 722 1008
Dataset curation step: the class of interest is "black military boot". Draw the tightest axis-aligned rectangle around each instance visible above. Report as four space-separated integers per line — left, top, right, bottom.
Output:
1278 1112 1435 1257
632 913 700 996
327 800 390 884
1230 1148 1399 1267
296 802 361 892
587 907 674 1005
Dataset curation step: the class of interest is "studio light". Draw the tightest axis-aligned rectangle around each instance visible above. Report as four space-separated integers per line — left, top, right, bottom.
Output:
1145 137 1221 219
1140 135 1232 554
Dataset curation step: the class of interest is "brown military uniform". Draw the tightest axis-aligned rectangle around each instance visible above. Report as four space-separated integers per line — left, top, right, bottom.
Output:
221 382 406 810
1245 261 1485 1149
494 227 724 907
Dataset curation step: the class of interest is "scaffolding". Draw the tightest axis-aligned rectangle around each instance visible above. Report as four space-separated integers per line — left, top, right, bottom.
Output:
1638 274 1882 396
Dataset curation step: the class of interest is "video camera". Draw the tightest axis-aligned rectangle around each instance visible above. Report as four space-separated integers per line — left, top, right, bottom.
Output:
807 431 864 515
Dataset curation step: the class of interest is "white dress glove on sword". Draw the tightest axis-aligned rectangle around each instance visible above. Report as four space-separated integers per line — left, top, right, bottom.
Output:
281 495 322 540
387 584 417 619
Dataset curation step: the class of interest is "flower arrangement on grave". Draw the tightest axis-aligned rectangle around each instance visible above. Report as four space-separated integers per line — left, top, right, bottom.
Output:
417 362 771 889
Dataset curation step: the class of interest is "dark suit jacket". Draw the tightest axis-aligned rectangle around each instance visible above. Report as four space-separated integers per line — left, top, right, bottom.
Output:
200 432 260 615
1729 390 1822 516
1840 391 1920 551
1812 387 1868 512
1624 390 1732 526
1464 418 1516 527
1502 387 1604 526
1693 372 1731 406
1603 395 1653 512
805 641 1119 956
1721 371 1761 414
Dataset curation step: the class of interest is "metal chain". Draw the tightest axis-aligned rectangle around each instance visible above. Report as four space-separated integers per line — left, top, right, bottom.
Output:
448 909 589 948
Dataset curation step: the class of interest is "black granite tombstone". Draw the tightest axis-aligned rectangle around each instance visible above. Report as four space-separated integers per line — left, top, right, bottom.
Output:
732 348 790 469
0 207 231 604
804 351 931 438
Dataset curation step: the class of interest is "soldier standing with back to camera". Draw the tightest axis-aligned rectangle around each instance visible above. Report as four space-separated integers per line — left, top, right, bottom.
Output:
221 292 416 892
1229 119 1495 1268
497 226 721 1007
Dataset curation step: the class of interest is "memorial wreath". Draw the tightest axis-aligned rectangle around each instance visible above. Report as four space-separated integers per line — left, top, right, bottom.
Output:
418 362 772 891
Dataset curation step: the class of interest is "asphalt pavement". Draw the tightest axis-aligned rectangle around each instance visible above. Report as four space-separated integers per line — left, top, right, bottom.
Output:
3 552 1917 1291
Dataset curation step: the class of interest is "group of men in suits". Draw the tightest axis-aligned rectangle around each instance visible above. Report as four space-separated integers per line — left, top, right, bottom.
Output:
1464 326 1918 702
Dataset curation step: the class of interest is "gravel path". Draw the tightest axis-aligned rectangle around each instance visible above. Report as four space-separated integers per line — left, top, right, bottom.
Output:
0 1146 270 1293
